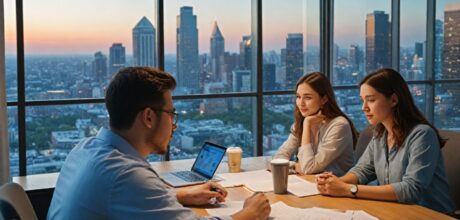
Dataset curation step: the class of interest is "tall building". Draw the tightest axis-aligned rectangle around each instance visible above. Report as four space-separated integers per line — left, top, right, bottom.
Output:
93 51 107 84
435 19 444 77
239 35 252 71
415 42 424 58
210 21 225 82
133 16 156 67
177 6 200 91
285 33 304 89
365 11 390 73
348 44 363 81
443 3 460 79
109 43 126 75
263 64 276 90
232 70 251 92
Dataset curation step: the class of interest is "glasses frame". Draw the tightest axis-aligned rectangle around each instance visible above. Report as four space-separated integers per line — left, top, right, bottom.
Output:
150 108 179 126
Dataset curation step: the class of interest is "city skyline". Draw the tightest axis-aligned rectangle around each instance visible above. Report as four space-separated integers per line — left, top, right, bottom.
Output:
4 0 459 55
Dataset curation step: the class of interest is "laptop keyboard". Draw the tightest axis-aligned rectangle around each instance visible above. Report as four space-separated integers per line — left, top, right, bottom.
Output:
172 171 207 182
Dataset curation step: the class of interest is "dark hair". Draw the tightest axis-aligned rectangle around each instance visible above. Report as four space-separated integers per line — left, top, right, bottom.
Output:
359 68 445 148
293 72 358 148
105 67 176 130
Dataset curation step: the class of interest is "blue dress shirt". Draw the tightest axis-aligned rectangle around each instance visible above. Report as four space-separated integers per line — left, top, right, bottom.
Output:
47 128 224 220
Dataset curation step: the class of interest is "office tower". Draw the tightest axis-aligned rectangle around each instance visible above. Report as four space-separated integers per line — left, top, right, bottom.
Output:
285 33 304 89
133 16 156 67
109 43 126 75
435 19 444 76
210 21 225 82
222 52 239 88
443 3 460 79
348 45 362 72
232 70 251 92
177 6 200 91
263 64 276 90
415 42 424 58
93 51 107 84
365 11 390 73
239 35 252 70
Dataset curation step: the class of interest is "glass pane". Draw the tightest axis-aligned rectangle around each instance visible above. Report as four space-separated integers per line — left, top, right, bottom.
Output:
335 89 368 131
23 0 157 100
409 84 429 116
400 0 427 81
165 1 252 95
263 0 320 91
170 97 256 160
434 83 460 130
8 107 19 177
5 0 17 102
333 0 391 86
436 0 460 80
25 104 162 175
262 95 294 156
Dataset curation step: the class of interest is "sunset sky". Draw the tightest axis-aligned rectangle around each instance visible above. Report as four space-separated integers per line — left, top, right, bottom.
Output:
3 0 458 55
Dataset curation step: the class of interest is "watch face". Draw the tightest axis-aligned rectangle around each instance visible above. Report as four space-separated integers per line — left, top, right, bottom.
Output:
351 184 358 194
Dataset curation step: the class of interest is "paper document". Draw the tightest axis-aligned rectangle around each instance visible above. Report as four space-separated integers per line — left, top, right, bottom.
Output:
206 201 244 217
206 200 378 220
216 170 272 188
287 175 320 197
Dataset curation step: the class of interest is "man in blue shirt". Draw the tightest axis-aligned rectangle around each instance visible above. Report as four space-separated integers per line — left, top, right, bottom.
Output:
47 67 270 220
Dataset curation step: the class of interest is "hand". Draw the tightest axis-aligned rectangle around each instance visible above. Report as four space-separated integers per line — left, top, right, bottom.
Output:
303 110 326 129
316 173 351 197
232 192 271 220
176 182 228 206
294 162 303 175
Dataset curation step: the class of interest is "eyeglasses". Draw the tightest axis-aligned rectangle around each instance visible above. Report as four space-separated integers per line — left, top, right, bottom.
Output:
150 108 179 126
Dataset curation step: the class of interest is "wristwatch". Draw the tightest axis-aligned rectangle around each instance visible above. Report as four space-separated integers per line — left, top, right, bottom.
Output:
350 184 358 197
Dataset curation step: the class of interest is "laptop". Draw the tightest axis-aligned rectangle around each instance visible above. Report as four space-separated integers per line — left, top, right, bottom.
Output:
157 142 227 187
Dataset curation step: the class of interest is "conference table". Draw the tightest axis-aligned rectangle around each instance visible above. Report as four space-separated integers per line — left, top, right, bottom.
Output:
151 156 454 220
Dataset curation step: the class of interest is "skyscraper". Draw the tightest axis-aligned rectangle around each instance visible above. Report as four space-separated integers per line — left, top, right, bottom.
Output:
133 16 156 67
93 51 107 84
443 3 460 79
365 11 390 73
239 35 252 71
263 64 276 90
109 43 126 75
348 44 363 81
285 33 304 89
435 19 444 77
210 21 225 82
415 42 424 58
177 6 200 91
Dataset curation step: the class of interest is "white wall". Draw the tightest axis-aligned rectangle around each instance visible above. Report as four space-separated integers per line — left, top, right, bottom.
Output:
0 0 11 184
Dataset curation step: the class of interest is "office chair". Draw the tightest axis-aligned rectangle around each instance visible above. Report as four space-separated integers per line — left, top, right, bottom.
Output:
440 130 460 216
0 182 38 220
355 125 374 161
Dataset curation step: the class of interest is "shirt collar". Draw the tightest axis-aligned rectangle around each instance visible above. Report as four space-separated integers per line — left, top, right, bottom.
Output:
96 127 148 164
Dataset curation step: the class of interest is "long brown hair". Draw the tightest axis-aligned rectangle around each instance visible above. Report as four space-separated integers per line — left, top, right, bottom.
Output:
293 72 358 148
359 68 445 148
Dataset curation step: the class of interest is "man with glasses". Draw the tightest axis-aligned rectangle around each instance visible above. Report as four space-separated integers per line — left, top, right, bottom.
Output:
47 67 270 220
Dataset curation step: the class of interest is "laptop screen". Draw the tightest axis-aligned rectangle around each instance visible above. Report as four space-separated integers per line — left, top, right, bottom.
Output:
191 142 226 179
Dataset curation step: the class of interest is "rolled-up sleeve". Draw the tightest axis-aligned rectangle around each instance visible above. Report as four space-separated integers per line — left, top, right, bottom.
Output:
390 128 439 204
274 133 299 160
349 139 376 184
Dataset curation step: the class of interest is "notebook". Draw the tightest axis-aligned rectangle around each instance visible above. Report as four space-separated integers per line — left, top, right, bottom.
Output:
157 142 227 187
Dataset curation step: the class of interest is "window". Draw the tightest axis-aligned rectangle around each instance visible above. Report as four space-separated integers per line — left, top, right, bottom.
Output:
333 0 391 86
4 0 460 177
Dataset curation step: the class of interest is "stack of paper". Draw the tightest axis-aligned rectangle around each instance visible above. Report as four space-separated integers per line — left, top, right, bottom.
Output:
206 200 379 220
216 169 320 197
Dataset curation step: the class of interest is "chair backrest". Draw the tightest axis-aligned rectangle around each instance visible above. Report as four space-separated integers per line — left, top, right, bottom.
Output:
0 182 38 220
440 130 460 210
355 125 374 161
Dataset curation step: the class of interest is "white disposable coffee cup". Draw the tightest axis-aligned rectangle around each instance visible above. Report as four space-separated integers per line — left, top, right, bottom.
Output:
271 158 289 194
226 147 242 173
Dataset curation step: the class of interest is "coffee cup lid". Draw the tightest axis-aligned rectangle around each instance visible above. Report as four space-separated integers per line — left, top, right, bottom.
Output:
270 158 289 164
227 147 242 152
